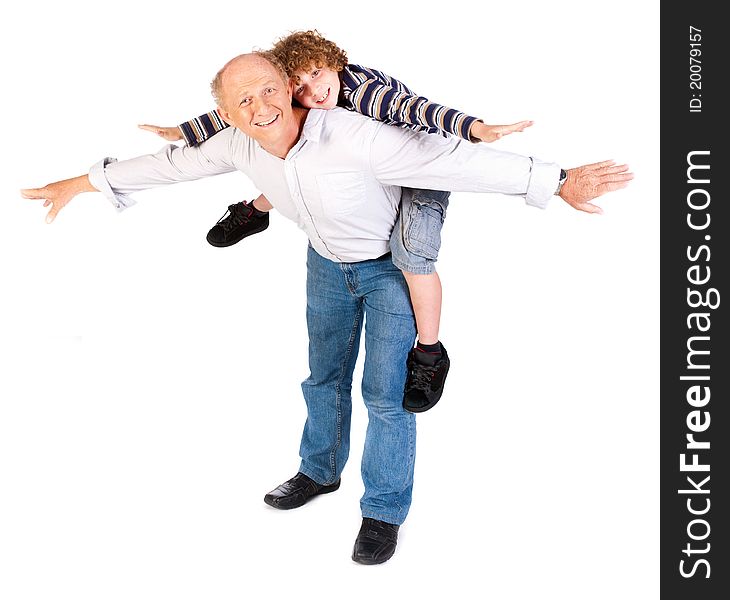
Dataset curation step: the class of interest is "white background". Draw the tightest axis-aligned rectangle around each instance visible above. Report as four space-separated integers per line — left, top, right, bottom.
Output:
1 1 659 598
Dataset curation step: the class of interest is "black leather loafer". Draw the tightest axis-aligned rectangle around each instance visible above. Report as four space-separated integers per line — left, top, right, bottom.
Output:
352 518 400 565
263 472 340 510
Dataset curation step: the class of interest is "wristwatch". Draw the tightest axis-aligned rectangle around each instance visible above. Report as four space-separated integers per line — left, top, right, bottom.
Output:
555 169 567 195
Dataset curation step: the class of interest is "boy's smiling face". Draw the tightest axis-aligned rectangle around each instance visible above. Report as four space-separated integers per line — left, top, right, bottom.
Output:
291 65 341 110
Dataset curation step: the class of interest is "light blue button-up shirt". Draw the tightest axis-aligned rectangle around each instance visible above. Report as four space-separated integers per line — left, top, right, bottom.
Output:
89 107 560 263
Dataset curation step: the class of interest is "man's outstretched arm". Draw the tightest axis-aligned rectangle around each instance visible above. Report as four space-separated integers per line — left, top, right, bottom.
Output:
369 123 633 212
22 127 240 223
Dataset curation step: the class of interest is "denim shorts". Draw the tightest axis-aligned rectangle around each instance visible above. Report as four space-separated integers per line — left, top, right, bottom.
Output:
390 188 450 275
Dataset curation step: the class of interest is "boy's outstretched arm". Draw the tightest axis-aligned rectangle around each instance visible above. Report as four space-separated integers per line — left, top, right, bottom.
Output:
138 123 183 142
138 109 229 147
342 66 531 144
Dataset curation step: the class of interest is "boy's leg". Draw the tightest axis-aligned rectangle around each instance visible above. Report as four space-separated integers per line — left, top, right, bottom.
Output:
401 271 442 345
391 187 449 343
390 188 451 413
252 195 273 212
206 193 272 248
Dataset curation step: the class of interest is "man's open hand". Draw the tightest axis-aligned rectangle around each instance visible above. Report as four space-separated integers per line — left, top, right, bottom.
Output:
21 175 96 223
560 160 634 214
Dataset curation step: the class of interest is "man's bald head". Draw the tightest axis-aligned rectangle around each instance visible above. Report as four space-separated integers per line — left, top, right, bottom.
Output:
211 50 304 159
211 51 288 110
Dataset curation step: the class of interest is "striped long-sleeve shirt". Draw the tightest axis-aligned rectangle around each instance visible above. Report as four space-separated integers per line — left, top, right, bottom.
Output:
177 64 480 146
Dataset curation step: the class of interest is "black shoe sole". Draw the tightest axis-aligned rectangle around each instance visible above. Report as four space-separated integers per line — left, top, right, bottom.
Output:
352 545 397 565
351 553 394 565
263 478 341 510
206 219 270 248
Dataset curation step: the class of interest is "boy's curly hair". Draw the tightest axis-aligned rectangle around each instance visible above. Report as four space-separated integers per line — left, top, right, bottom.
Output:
270 30 348 81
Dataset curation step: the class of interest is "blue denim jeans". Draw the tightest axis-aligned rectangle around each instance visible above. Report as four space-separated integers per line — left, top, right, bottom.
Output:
390 188 451 275
299 246 417 525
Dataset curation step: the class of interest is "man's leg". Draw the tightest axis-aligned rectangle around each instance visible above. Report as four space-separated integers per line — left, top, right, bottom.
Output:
298 246 363 486
355 254 418 526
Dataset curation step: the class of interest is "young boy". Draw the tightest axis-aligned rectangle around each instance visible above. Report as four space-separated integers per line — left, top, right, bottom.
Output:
138 30 533 414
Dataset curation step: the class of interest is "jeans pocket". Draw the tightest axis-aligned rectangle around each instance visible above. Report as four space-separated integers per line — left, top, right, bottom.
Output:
403 190 450 260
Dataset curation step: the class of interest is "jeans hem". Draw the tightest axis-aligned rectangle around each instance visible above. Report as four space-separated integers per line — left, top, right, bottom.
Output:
390 254 436 275
298 465 339 487
361 508 407 526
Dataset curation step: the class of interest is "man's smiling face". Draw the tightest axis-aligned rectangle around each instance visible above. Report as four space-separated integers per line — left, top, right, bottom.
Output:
217 54 295 150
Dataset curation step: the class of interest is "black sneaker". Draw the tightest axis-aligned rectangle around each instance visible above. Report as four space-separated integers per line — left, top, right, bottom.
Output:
403 344 450 413
206 201 270 247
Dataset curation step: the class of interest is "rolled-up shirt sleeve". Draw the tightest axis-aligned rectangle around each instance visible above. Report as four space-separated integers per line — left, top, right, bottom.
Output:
368 122 560 209
88 128 239 211
88 157 137 211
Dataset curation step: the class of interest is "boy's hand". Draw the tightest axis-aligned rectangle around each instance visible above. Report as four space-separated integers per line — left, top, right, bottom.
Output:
471 120 534 143
559 160 634 214
138 124 183 142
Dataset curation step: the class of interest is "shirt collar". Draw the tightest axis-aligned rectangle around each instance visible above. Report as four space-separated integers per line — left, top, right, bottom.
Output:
300 108 328 144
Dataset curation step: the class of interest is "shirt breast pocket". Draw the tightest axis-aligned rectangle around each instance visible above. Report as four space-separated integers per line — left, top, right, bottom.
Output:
315 172 367 216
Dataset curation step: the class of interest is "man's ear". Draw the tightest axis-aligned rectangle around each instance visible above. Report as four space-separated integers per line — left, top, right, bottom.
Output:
217 106 234 126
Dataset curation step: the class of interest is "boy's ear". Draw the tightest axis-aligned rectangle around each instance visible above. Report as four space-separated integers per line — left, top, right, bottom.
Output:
216 106 234 126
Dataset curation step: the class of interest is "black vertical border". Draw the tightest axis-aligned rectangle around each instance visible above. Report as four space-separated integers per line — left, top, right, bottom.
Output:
660 6 727 599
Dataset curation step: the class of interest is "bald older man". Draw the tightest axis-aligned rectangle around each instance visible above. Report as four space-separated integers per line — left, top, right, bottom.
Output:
22 51 632 565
